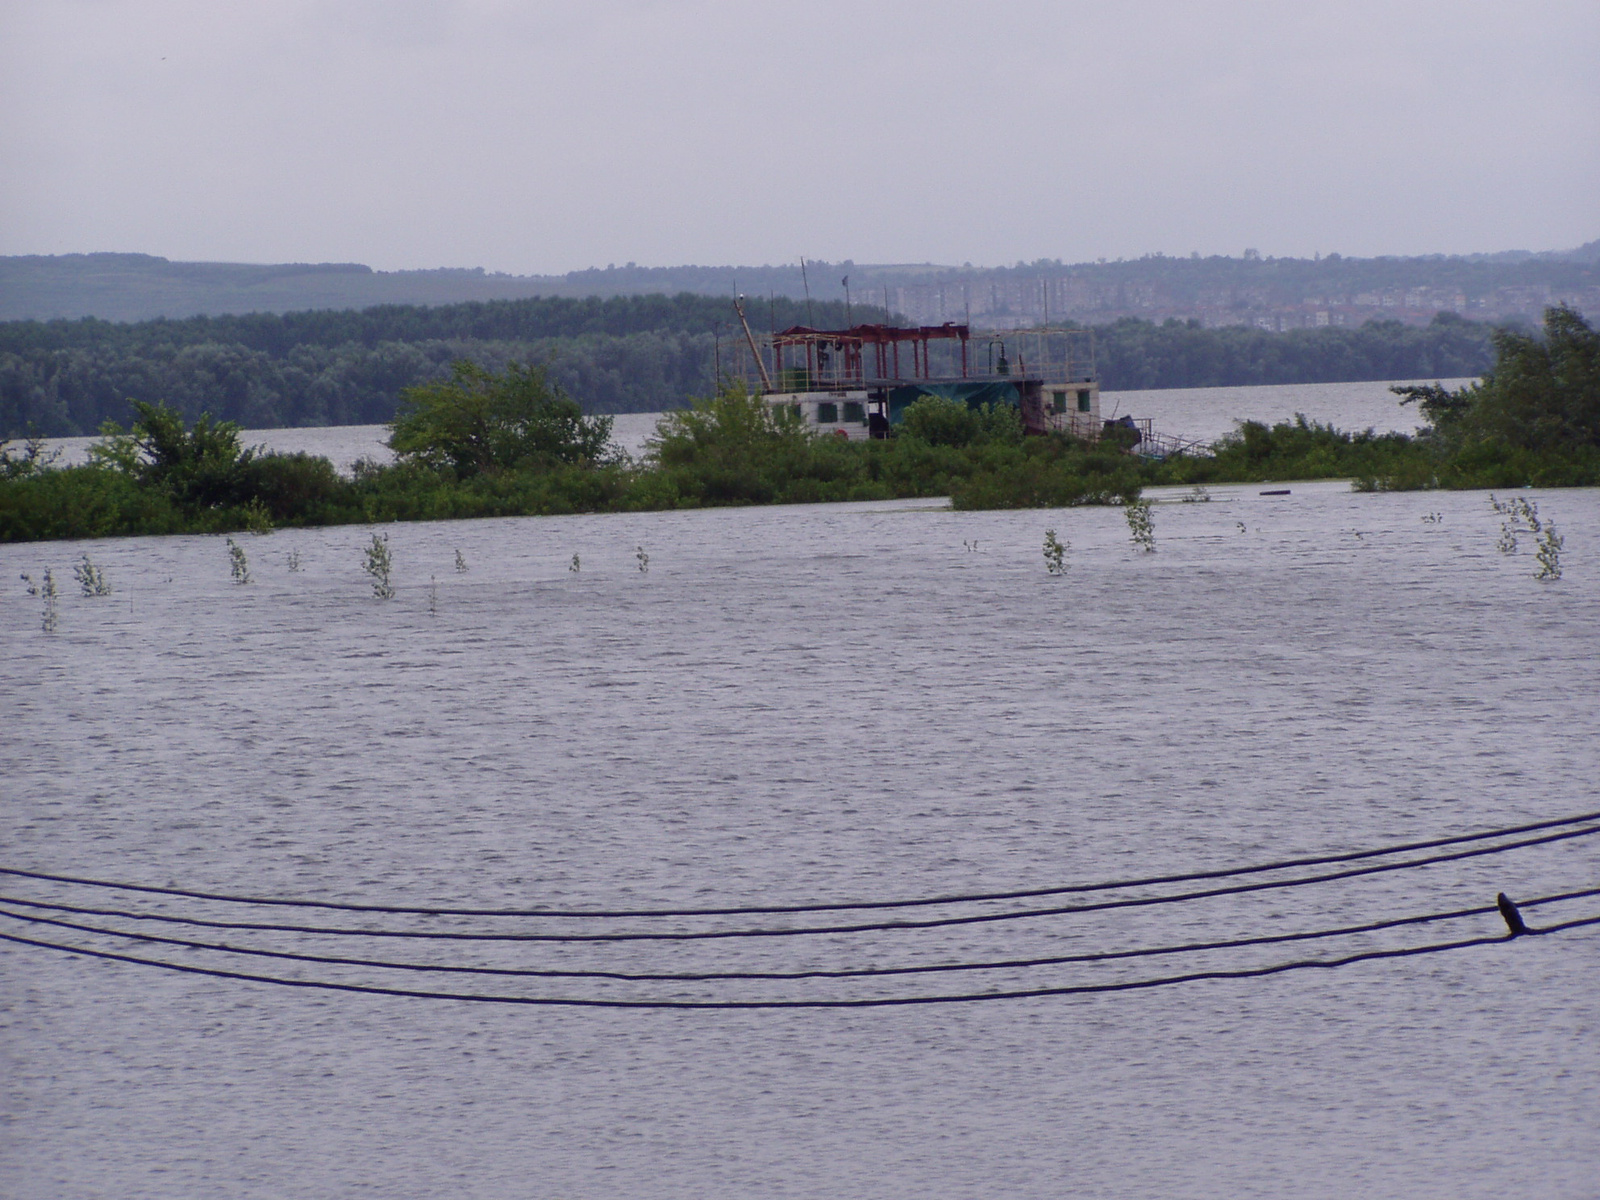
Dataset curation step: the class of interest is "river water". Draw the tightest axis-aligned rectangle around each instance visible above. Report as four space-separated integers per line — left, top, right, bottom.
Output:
2 385 1598 1199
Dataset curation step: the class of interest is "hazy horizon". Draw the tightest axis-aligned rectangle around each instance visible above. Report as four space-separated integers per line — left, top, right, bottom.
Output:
9 240 1600 277
3 1 1597 275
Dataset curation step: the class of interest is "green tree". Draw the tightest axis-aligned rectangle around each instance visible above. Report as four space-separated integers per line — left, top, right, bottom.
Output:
1461 305 1599 451
1391 306 1600 452
89 400 255 511
387 359 613 477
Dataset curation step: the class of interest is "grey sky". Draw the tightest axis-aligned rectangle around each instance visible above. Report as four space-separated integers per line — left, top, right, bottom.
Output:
2 0 1596 273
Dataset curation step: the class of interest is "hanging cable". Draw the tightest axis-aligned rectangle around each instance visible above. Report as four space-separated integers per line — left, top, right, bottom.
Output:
1 886 1593 984
2 911 1595 1009
2 807 1594 918
0 825 1593 942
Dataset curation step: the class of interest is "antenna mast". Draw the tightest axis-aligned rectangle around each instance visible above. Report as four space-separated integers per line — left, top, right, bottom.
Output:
800 257 815 327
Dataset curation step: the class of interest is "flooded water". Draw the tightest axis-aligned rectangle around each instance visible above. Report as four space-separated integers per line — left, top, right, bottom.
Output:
2 440 1598 1195
21 375 1471 471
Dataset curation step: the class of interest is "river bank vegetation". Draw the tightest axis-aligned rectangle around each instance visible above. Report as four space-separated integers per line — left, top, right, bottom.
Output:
2 308 1593 544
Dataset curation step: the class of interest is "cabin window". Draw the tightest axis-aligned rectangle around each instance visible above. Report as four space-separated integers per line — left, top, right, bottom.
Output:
843 401 865 423
1077 390 1093 413
816 402 839 423
789 404 803 421
1051 391 1067 414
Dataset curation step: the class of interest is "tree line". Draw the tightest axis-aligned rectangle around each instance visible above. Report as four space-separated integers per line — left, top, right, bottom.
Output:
0 293 1496 438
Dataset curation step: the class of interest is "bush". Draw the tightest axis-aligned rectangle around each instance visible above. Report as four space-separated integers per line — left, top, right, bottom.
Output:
91 400 256 512
238 452 353 522
0 464 183 541
952 438 1143 509
389 359 614 477
900 396 983 447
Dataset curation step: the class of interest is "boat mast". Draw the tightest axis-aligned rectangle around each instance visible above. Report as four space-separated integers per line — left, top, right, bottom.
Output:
734 296 774 392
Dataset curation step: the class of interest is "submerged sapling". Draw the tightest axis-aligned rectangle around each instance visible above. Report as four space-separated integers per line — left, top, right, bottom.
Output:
1043 529 1067 575
569 553 581 573
454 549 469 573
21 569 59 632
1535 523 1564 581
636 545 649 574
1491 493 1542 553
226 538 251 585
1125 499 1156 552
363 533 395 599
73 554 111 596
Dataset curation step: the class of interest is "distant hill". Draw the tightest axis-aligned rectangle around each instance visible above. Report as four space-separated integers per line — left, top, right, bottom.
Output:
3 243 1596 326
0 253 880 323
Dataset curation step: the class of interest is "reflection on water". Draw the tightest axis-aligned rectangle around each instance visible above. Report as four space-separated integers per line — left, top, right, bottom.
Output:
1 475 1595 1200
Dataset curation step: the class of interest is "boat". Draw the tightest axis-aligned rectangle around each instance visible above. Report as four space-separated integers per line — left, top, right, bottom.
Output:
733 299 1103 441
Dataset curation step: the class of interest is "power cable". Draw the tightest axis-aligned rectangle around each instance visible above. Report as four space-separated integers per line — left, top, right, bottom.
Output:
2 912 1595 1009
2 807 1594 918
0 825 1593 943
1 886 1594 984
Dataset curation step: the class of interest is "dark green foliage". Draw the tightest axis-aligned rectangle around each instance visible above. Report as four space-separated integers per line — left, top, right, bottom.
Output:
1389 381 1474 426
238 452 351 522
641 385 886 507
1153 415 1424 486
897 397 1025 449
388 360 613 478
91 401 256 511
0 464 183 541
1091 312 1492 390
1368 306 1600 488
1455 305 1599 452
950 439 1144 509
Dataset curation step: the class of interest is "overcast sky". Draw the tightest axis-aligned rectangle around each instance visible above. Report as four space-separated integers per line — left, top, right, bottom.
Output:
2 0 1596 273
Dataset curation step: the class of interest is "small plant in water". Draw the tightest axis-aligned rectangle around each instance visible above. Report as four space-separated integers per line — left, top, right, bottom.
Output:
1125 498 1156 552
1182 485 1211 503
286 548 303 572
364 533 395 599
454 549 469 573
1237 521 1247 534
1042 529 1067 575
72 554 112 597
1420 512 1443 524
569 553 581 573
1535 523 1564 581
428 574 439 614
1491 493 1541 553
225 538 251 585
21 569 60 632
635 545 649 574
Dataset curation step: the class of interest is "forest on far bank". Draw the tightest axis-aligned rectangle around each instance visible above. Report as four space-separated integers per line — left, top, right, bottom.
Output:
0 292 1499 438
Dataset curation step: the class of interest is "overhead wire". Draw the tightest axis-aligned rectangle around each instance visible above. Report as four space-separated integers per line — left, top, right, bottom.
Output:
2 911 1596 1009
1 886 1594 984
0 824 1593 942
2 807 1595 918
